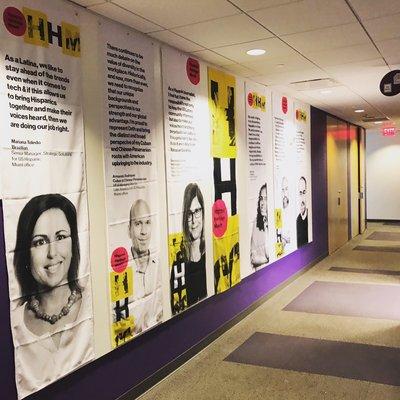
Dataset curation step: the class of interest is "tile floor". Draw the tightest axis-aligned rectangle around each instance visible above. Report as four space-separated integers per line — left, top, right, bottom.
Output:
139 223 400 400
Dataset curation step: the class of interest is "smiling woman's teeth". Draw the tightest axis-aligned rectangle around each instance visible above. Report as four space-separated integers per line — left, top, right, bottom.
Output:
45 263 60 272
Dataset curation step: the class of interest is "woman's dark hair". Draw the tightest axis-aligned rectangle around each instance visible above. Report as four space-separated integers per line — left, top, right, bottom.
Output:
13 193 81 302
182 183 205 260
256 183 268 231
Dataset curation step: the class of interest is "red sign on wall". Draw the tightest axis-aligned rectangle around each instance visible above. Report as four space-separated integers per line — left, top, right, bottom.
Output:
281 96 288 114
382 127 396 136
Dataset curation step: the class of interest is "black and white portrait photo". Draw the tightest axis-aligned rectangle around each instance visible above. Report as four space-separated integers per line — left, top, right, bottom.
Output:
170 183 207 313
127 198 162 334
250 183 269 270
296 176 309 248
9 193 93 399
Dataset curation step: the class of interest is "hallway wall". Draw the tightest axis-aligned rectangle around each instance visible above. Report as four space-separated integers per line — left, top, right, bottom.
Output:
0 107 328 400
366 130 400 220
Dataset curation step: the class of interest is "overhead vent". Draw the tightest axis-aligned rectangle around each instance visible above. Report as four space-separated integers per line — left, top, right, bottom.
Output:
362 116 389 123
289 78 340 91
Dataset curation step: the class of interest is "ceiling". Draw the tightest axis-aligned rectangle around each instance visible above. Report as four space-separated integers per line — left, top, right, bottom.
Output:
73 0 400 130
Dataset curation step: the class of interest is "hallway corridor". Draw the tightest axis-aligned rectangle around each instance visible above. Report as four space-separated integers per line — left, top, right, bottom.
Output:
139 223 400 400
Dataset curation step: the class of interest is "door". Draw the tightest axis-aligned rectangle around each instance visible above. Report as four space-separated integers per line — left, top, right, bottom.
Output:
349 124 359 238
327 116 349 254
359 128 367 233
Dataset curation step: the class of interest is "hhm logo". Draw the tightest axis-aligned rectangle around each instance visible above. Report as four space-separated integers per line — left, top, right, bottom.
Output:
296 109 307 122
247 92 266 111
3 6 80 57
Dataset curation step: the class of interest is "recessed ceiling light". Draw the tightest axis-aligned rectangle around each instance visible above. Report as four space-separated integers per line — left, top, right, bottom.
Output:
246 49 266 56
320 89 332 94
354 109 365 113
276 63 285 68
374 121 383 124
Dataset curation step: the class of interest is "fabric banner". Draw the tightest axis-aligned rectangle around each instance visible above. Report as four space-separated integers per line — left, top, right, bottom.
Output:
99 21 162 348
294 101 313 247
272 93 313 257
245 82 275 273
208 68 240 293
272 92 297 258
0 1 94 398
162 48 211 314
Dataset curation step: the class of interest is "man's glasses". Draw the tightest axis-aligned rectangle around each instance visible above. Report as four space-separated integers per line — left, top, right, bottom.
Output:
187 207 202 222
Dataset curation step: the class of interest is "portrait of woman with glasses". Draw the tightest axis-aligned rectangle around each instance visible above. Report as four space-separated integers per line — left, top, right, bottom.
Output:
181 183 207 306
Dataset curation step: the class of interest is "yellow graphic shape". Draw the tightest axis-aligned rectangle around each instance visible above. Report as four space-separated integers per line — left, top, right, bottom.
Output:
275 242 284 258
251 92 266 111
208 68 236 159
111 316 134 349
168 232 185 269
168 232 188 313
23 7 49 47
213 214 240 294
110 267 133 302
275 208 282 229
62 22 81 57
172 289 187 312
296 109 307 122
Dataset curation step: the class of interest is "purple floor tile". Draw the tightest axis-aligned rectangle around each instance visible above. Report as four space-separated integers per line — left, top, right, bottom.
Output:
329 266 400 276
283 281 400 320
353 245 400 253
225 332 400 386
367 231 400 241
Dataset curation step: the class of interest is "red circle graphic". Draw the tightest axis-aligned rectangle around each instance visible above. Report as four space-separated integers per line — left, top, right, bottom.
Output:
186 57 200 85
3 7 26 37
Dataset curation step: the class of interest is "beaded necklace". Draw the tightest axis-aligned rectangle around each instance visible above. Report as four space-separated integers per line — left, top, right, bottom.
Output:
28 290 80 325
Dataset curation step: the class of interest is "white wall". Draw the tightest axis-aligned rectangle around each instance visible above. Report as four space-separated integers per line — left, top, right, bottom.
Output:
366 130 400 220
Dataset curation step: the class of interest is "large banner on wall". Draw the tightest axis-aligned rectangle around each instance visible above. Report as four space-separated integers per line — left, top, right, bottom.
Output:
272 93 297 258
99 21 162 348
294 101 313 247
162 48 211 315
272 93 313 259
0 1 94 398
208 68 240 293
245 82 275 273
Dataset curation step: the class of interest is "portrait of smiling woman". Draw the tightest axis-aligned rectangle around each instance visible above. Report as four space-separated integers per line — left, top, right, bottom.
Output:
250 183 270 270
181 183 207 306
11 193 93 398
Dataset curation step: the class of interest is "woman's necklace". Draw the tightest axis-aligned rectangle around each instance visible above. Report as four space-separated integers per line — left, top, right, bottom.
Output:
28 290 80 325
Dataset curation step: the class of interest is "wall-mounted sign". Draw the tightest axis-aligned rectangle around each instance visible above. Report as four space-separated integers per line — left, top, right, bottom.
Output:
382 127 396 136
380 70 400 96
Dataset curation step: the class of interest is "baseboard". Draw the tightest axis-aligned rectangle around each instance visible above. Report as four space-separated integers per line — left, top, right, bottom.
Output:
116 253 327 400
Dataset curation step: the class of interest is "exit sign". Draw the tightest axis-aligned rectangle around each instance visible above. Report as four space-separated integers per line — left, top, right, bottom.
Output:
382 127 396 136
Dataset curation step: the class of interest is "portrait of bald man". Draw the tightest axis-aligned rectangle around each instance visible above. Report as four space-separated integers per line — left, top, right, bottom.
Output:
128 199 162 334
296 176 309 248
